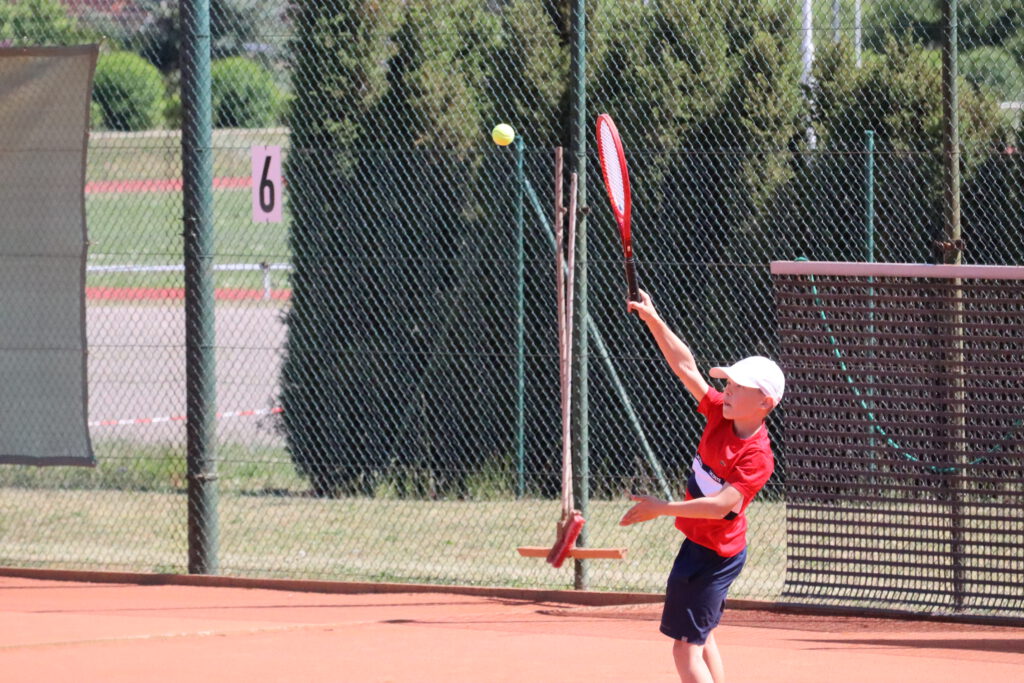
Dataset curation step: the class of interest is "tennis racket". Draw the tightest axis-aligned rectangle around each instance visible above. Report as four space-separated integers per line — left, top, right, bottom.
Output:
596 113 639 304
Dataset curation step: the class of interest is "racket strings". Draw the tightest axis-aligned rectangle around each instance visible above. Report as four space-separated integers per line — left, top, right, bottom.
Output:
598 124 627 211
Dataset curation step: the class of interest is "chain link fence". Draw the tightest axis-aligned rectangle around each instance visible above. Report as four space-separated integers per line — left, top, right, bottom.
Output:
0 1 1021 609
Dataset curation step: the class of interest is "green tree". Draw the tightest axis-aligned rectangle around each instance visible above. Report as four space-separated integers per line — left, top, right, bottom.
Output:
864 0 942 50
282 0 403 496
794 35 1010 263
865 0 1021 51
721 3 805 251
959 0 1022 47
0 0 88 45
589 0 735 219
283 0 543 497
583 1 804 491
489 0 568 149
589 1 802 263
88 0 289 73
670 1 804 457
961 46 1024 101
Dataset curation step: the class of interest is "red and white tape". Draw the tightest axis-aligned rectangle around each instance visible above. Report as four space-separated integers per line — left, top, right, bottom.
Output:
89 406 283 428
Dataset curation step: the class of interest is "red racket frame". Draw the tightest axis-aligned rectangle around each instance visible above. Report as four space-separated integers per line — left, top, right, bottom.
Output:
596 113 639 303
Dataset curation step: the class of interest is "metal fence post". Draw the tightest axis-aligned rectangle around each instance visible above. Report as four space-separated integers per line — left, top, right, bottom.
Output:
515 135 526 498
940 0 961 267
940 0 965 611
181 0 218 574
864 130 874 263
569 0 589 591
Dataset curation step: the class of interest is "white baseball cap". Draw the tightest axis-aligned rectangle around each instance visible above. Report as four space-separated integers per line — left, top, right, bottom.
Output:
709 356 785 405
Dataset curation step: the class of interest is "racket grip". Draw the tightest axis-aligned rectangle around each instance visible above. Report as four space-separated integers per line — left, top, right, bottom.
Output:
624 257 640 304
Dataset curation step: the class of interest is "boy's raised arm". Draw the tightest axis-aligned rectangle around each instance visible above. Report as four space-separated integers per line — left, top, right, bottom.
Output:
628 290 709 404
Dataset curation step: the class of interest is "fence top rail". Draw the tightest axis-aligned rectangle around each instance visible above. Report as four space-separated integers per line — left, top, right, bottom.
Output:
770 261 1024 281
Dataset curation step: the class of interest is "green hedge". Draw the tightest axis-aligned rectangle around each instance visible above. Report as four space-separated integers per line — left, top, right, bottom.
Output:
92 51 166 131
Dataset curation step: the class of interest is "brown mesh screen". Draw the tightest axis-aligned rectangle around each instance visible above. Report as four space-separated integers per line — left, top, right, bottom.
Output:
772 262 1024 616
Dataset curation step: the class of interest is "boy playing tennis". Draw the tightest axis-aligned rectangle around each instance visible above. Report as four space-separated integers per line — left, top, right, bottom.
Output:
620 290 784 683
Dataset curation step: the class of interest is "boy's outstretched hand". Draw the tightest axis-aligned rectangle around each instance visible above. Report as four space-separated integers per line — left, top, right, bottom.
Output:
619 493 667 526
626 289 658 323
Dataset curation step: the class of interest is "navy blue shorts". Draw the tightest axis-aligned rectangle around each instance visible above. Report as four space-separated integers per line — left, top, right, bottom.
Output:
660 539 746 644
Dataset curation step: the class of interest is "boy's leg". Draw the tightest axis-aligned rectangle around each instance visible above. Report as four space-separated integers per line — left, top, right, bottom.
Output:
702 630 726 683
672 639 714 683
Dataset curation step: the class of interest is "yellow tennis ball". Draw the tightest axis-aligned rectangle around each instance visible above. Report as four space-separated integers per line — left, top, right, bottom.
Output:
492 123 515 146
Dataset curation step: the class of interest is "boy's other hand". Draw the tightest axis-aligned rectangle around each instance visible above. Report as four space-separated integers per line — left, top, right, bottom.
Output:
626 289 658 322
619 493 666 526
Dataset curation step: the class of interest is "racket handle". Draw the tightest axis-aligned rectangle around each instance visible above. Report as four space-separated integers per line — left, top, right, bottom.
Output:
624 257 640 304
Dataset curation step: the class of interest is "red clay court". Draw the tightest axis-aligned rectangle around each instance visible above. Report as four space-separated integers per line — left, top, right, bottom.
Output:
1 573 1021 683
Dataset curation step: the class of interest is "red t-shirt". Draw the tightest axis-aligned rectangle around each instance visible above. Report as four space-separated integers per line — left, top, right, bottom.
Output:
674 387 775 557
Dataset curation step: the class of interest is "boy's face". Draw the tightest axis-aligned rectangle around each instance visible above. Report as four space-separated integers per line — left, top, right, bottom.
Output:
722 380 773 421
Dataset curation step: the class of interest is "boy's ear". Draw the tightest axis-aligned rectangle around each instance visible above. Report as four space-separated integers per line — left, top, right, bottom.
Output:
762 396 776 413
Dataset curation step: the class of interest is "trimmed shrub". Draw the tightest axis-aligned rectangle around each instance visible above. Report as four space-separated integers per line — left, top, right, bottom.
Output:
211 57 281 128
92 52 166 131
89 100 104 130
